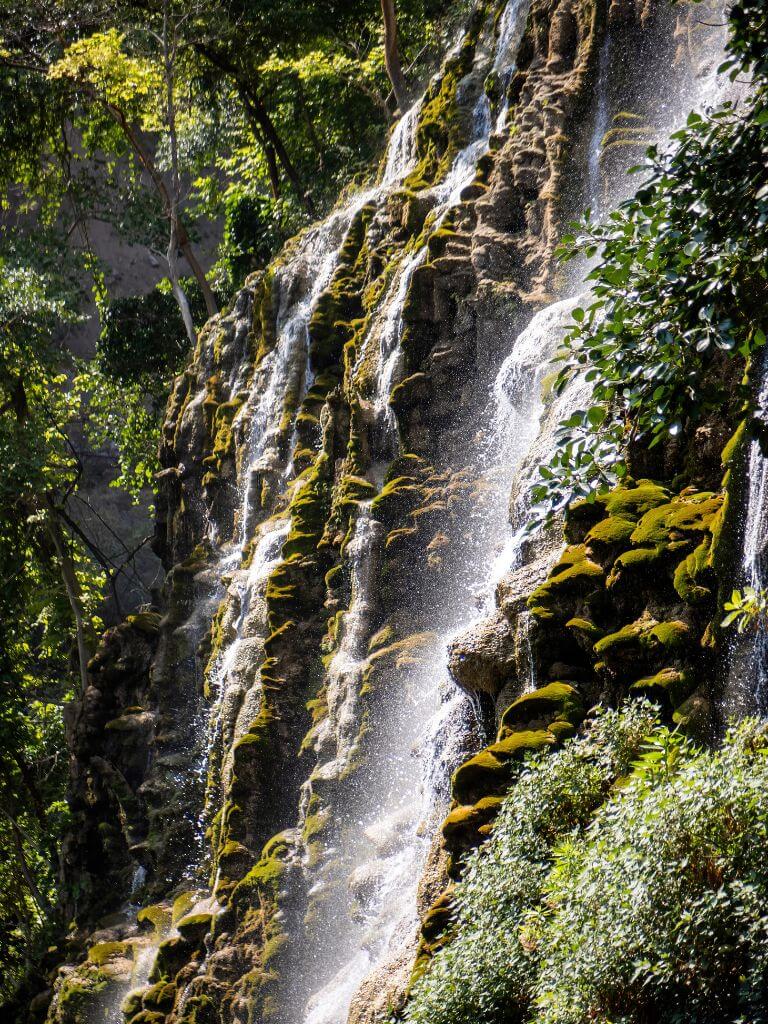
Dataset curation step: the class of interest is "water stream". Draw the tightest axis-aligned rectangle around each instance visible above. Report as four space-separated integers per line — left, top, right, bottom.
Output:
79 7 734 1024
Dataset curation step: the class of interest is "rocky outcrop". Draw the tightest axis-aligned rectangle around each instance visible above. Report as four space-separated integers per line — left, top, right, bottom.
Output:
61 614 160 924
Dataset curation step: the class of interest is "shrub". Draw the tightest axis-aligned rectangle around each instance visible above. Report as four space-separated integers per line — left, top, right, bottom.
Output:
405 703 659 1024
405 707 768 1024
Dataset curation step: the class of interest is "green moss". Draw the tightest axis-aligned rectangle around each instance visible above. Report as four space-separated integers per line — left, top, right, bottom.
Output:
648 620 691 649
594 617 654 658
441 796 504 843
127 611 162 635
673 539 714 603
370 476 421 522
140 980 177 1014
630 667 694 708
610 545 664 570
528 545 604 620
595 616 691 664
452 730 555 804
565 617 603 640
171 891 198 925
137 904 171 936
149 935 193 983
585 515 636 547
498 683 583 737
721 417 747 468
176 912 213 944
87 941 133 967
361 632 436 696
630 491 723 546
368 624 395 653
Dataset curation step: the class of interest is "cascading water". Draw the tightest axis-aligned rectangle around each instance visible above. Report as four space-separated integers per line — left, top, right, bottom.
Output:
491 0 531 131
727 361 768 715
42 5 741 1024
281 6 555 1022
375 88 493 437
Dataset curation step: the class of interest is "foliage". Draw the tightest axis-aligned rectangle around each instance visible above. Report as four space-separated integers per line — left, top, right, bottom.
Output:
0 260 102 1004
531 0 768 522
406 706 768 1024
405 702 659 1024
48 28 162 116
96 280 201 387
721 586 768 633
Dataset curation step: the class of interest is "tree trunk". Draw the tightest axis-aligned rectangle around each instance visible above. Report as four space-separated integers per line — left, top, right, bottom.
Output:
103 102 218 321
163 1 217 326
381 0 409 112
169 220 198 347
296 80 324 169
45 501 90 695
191 41 315 217
2 807 52 918
242 89 316 218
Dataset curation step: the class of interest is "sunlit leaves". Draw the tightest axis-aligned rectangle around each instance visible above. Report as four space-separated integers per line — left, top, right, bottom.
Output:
48 29 161 119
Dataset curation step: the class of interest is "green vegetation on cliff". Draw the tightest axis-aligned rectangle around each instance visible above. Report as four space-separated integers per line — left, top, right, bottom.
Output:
407 705 768 1024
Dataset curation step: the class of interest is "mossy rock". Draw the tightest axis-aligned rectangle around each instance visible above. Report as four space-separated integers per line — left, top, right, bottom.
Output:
673 688 713 738
563 495 609 543
629 667 695 708
673 538 714 603
585 515 637 549
527 545 604 620
498 682 583 737
137 904 172 936
149 935 192 983
171 891 198 925
127 611 162 635
452 730 555 805
123 990 145 1020
607 545 666 584
602 481 670 519
441 795 503 845
370 476 421 522
127 1013 165 1024
86 941 134 969
336 475 378 512
232 831 292 908
140 980 177 1013
362 632 436 696
176 912 213 945
630 491 723 546
566 617 603 643
420 888 455 943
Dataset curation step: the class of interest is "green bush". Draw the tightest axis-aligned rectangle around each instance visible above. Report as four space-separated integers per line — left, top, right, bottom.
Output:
405 702 659 1024
406 705 768 1024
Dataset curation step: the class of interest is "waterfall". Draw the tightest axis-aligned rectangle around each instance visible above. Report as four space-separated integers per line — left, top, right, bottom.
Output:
375 89 494 438
492 0 531 131
739 415 768 711
68 8 735 1024
726 357 768 715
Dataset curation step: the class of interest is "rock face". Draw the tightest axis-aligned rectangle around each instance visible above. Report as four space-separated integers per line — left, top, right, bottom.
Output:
39 2 733 1024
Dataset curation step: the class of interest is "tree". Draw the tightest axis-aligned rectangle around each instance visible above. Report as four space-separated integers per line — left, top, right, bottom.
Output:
381 0 408 111
48 24 217 344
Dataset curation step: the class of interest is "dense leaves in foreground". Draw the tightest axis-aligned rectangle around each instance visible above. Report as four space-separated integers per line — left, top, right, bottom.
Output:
406 704 768 1024
532 0 768 521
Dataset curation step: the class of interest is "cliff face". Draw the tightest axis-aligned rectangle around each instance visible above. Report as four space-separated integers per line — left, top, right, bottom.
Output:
43 2 732 1024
